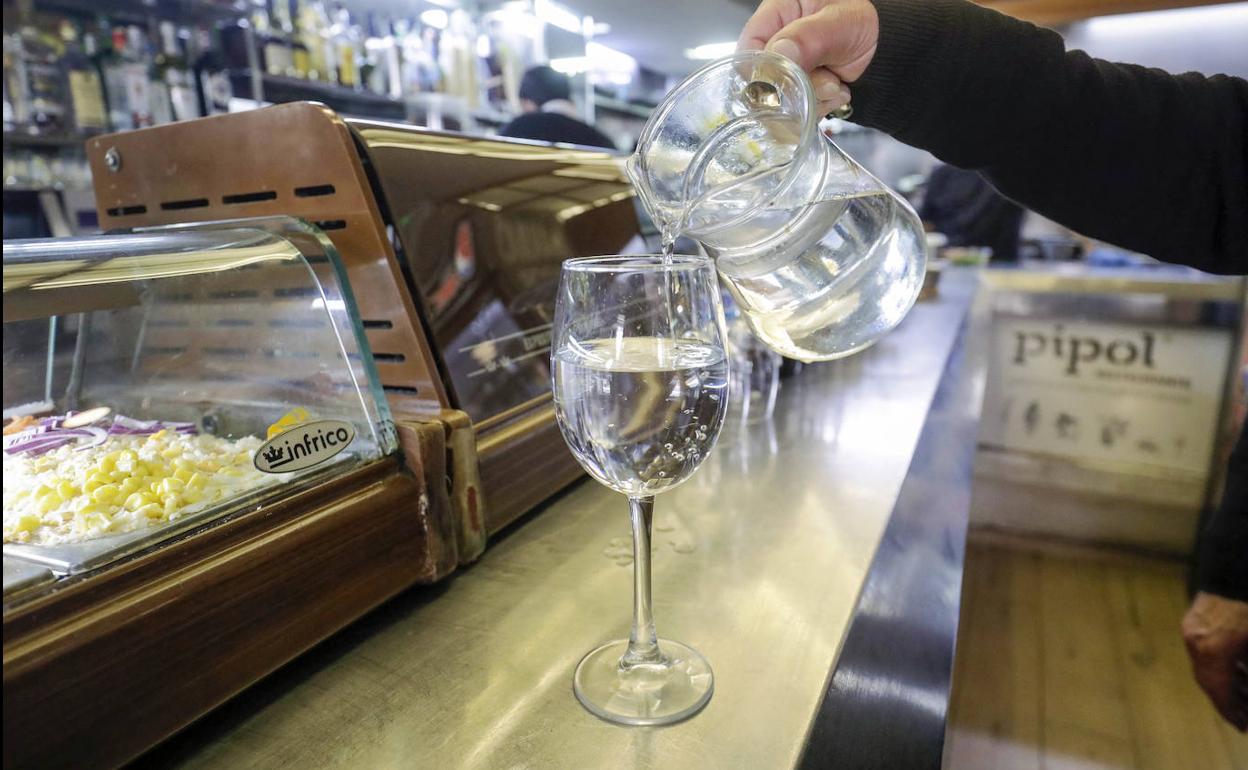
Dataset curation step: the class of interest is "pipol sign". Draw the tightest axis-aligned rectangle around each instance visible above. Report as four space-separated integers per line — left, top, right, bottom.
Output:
982 318 1232 473
255 420 355 473
1012 325 1157 376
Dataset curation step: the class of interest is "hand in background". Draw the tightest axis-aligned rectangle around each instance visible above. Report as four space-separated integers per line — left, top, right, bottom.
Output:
1182 591 1248 731
737 0 880 116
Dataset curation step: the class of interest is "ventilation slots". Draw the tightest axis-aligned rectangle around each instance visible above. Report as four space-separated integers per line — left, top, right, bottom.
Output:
206 290 259 300
222 190 277 205
372 352 407 363
315 219 347 231
159 198 210 211
202 347 249 358
384 385 421 396
106 205 148 217
294 184 336 198
362 320 394 329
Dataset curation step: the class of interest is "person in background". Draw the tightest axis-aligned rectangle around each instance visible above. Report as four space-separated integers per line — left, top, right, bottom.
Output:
920 163 1025 263
498 66 616 150
738 0 1247 731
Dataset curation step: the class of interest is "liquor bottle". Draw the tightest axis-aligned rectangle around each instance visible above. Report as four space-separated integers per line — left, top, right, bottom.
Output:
381 17 403 100
359 12 385 96
108 26 152 129
60 20 108 133
297 0 334 84
286 0 309 78
191 26 233 115
254 0 290 78
142 26 174 125
8 20 70 135
270 0 297 77
330 3 359 89
153 22 200 122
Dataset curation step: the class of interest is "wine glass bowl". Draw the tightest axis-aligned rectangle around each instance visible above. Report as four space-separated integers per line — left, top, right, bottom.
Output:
551 254 728 726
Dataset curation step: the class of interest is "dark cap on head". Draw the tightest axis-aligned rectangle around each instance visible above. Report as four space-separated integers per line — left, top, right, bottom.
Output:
520 65 572 106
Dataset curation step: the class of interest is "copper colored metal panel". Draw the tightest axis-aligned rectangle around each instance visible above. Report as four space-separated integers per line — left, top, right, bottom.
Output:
84 102 448 412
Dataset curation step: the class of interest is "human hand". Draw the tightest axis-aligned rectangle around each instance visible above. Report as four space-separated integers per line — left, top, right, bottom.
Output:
737 0 880 117
1182 591 1248 731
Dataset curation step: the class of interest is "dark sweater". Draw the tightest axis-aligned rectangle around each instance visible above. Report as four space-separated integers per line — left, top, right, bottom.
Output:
498 111 617 150
853 0 1247 599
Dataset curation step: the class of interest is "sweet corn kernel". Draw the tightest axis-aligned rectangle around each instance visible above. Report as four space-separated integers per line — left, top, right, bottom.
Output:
182 488 203 504
148 481 161 495
14 514 42 533
159 477 186 496
136 503 164 519
99 453 119 473
109 470 129 482
124 492 151 512
88 470 111 486
173 468 194 483
161 445 183 459
150 429 168 440
118 477 140 496
163 495 182 515
57 481 77 500
186 473 207 490
115 450 138 472
196 460 221 473
92 484 120 503
34 484 53 499
38 494 63 514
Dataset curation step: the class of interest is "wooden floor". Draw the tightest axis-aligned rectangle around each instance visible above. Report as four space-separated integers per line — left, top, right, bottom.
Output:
944 536 1248 770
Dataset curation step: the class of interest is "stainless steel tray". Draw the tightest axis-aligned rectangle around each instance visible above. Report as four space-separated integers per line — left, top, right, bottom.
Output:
3 555 54 596
3 450 371 576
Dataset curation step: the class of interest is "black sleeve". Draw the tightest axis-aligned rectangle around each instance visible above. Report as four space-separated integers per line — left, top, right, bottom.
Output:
1194 425 1248 602
852 0 1248 275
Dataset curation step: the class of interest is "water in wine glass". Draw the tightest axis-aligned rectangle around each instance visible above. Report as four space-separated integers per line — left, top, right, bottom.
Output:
552 336 727 497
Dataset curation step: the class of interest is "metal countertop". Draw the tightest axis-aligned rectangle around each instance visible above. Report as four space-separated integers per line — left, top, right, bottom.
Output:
141 269 984 770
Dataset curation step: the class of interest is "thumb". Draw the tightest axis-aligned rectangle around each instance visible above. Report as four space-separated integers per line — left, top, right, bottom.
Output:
765 1 878 83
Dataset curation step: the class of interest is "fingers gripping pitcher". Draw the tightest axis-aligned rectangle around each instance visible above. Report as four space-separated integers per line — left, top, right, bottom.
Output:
627 51 927 362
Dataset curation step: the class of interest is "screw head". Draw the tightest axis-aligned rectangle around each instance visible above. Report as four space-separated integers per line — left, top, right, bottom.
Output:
104 147 122 172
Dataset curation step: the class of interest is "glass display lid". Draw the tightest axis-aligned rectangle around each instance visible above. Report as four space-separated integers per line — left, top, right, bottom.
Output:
2 216 396 581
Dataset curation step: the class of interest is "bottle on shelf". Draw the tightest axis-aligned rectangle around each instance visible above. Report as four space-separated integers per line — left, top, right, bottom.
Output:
101 26 153 130
287 0 310 79
153 21 200 122
192 25 233 116
253 0 285 78
330 3 359 90
143 26 174 125
7 19 71 135
60 20 108 133
297 0 335 84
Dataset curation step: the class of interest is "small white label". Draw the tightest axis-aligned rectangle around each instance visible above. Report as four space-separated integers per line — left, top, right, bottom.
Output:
255 420 355 474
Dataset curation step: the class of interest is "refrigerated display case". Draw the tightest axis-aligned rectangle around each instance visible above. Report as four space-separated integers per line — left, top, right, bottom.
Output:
3 218 395 577
2 217 460 770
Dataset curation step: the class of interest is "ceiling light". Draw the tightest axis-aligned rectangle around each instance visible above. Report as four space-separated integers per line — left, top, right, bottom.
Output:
420 9 449 29
535 0 583 33
685 41 737 60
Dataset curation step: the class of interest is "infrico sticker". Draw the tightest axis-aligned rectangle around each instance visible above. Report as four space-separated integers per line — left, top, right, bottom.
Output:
255 419 355 474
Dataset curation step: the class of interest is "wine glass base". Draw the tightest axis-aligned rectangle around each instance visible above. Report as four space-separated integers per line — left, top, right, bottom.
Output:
573 638 714 726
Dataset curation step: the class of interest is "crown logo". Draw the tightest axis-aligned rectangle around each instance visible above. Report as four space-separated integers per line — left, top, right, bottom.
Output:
262 444 286 466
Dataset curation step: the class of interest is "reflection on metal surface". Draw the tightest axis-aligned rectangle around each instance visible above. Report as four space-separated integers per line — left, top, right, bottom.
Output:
350 119 641 423
800 272 987 770
141 270 982 770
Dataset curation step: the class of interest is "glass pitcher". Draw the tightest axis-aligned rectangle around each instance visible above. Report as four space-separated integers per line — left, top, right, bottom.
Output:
627 50 927 362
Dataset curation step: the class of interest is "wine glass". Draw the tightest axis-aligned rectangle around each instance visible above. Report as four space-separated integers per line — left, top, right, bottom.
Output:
551 254 729 726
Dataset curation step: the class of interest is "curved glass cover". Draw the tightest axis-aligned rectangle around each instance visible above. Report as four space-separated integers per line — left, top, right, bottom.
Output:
3 217 395 581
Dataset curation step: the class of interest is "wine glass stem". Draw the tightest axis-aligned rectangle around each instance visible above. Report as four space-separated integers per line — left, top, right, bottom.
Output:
624 495 661 666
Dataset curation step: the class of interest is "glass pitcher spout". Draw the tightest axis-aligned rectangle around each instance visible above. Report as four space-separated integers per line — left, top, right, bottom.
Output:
627 50 927 362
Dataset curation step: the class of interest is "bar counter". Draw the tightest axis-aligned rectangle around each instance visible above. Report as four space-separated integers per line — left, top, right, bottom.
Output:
139 269 985 770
